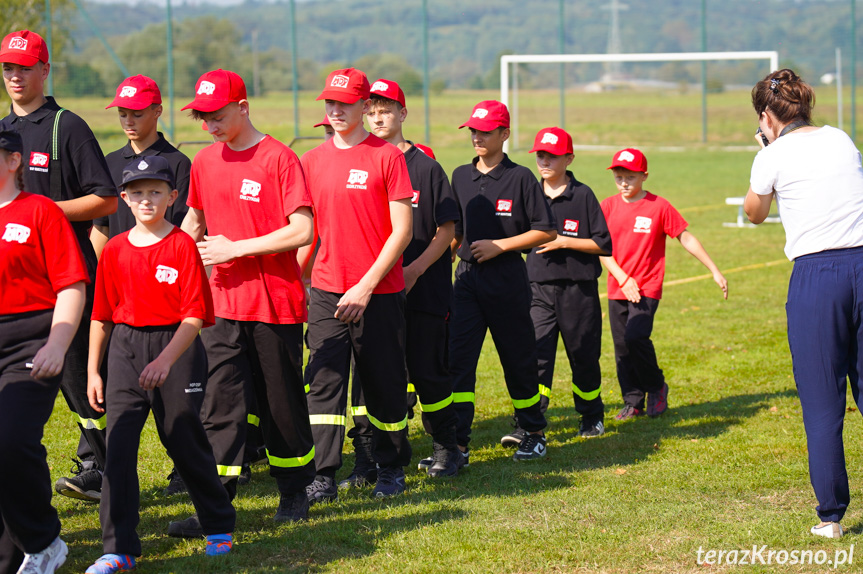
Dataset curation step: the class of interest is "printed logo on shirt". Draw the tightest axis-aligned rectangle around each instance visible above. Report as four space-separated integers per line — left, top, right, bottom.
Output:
2 223 30 244
197 81 216 95
472 108 489 119
239 179 262 202
29 152 49 173
155 265 178 284
120 86 137 98
411 190 420 207
562 219 579 236
371 81 389 92
346 169 369 189
633 216 652 234
496 199 513 216
185 382 204 394
331 75 350 88
540 133 559 145
8 37 27 51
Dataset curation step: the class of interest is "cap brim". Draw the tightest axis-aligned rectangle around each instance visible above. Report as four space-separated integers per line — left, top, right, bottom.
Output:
316 90 362 104
120 173 175 189
0 53 42 67
180 98 234 112
313 121 329 128
105 98 151 110
459 118 507 131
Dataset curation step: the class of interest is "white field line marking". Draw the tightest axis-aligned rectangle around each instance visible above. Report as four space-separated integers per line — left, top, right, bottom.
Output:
599 259 788 299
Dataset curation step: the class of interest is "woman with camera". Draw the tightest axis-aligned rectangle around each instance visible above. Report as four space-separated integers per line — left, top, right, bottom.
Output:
745 68 863 539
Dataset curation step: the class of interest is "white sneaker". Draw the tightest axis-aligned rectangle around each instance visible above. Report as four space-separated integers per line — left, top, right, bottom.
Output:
811 522 844 539
17 536 68 574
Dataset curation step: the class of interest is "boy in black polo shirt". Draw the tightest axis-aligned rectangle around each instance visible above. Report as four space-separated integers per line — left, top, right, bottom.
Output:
516 127 611 441
0 29 116 508
92 75 190 255
449 100 556 462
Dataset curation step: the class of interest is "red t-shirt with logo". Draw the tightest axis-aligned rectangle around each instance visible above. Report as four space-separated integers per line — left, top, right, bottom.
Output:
300 134 413 294
92 227 214 328
0 192 89 316
187 136 312 324
600 192 688 300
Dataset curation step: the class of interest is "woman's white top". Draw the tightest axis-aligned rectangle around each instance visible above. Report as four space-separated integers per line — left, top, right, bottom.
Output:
750 125 863 260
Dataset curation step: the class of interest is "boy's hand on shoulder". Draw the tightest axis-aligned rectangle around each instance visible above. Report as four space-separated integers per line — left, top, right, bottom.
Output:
621 277 641 304
536 236 568 254
198 235 240 266
470 239 503 263
87 373 105 413
30 341 66 380
713 271 729 299
139 358 171 391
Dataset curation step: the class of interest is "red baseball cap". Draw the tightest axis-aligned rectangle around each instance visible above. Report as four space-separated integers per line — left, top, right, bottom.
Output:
369 78 406 107
529 127 573 155
0 30 49 66
181 69 247 113
608 148 648 172
459 100 510 131
106 75 162 110
313 115 331 128
317 68 370 104
414 143 436 160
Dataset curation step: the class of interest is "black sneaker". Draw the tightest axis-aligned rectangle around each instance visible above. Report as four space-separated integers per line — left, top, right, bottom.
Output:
427 443 464 478
54 459 101 503
578 419 605 438
238 464 252 486
163 469 187 496
418 448 469 470
273 490 309 523
337 441 378 489
372 466 406 497
513 433 547 461
647 383 669 417
305 475 337 505
501 416 527 448
167 514 203 538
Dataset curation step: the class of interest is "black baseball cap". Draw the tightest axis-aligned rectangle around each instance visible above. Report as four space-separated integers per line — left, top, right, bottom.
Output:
120 156 175 189
0 130 23 154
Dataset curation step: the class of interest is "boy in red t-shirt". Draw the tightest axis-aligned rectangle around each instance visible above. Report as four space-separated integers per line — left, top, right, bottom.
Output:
0 129 87 574
600 149 727 421
85 156 235 573
301 68 414 501
177 69 317 530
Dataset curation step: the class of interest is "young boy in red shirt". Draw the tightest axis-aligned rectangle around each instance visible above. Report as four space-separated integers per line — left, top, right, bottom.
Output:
301 68 414 500
600 149 728 420
178 69 316 530
85 156 235 573
0 129 87 574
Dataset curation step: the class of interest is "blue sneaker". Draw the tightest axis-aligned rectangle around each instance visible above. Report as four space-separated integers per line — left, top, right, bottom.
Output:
205 533 233 556
85 554 136 574
372 466 406 497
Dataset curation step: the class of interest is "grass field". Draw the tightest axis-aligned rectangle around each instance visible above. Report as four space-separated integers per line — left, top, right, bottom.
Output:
33 88 863 572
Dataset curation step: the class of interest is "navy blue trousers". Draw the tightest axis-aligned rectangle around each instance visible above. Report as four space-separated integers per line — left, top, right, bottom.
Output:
787 246 863 523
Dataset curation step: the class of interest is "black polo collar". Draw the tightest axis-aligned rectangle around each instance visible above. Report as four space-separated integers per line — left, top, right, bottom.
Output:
470 154 514 181
6 96 61 124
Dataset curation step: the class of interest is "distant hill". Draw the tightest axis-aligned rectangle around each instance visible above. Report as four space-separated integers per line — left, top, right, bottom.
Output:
61 0 858 92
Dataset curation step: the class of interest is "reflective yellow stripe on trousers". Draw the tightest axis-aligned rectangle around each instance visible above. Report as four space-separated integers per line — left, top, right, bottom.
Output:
572 383 600 401
73 413 106 431
267 446 315 468
308 414 346 426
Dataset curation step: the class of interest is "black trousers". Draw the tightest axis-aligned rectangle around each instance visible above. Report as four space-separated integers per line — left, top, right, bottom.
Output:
200 319 315 495
61 281 107 469
0 311 63 570
607 297 665 410
350 309 458 449
531 280 604 421
449 257 547 448
305 288 411 477
101 325 235 557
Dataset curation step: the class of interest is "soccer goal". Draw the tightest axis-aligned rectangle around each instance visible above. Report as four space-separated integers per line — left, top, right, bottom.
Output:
500 51 779 152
